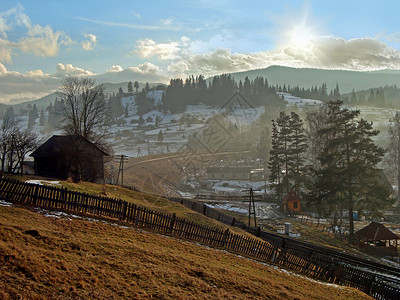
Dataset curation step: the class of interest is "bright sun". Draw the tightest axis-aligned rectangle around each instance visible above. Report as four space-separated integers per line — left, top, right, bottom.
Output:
289 24 316 47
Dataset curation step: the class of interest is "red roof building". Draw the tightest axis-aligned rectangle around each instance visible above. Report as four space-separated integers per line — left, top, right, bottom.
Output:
283 192 301 213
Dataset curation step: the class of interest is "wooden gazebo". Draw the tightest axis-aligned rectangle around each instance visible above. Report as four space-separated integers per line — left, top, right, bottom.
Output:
355 222 399 254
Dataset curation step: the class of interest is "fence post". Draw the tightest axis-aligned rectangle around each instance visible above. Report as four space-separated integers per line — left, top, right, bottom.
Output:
121 201 127 221
256 226 261 237
203 204 207 215
169 213 176 233
33 184 39 206
222 228 230 247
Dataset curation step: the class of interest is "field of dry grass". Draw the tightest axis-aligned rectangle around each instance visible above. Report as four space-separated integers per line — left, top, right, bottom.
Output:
0 204 370 300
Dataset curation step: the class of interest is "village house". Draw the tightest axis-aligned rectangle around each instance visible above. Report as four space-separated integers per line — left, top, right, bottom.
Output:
30 135 108 183
206 167 252 180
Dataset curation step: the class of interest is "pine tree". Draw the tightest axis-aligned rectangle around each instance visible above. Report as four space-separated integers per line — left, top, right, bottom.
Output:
127 81 133 94
289 112 307 194
28 109 35 129
386 112 400 201
39 109 45 126
158 130 164 142
134 81 139 93
310 100 391 243
276 112 292 194
268 120 283 201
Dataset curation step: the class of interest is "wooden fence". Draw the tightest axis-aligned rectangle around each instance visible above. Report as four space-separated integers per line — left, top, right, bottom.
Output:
0 177 399 299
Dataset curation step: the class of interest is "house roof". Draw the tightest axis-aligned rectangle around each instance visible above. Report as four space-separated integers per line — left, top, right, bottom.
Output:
30 135 109 158
283 192 301 202
206 167 252 173
355 222 400 241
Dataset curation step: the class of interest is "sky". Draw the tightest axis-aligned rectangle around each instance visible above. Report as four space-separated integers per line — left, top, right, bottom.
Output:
2 0 400 104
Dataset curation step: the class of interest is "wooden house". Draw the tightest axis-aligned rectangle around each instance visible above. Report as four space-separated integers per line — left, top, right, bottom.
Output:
355 222 399 255
206 167 252 180
30 135 108 183
283 192 301 212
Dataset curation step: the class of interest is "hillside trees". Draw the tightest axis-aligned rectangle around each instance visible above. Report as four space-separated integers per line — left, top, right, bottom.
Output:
162 74 284 113
308 100 391 242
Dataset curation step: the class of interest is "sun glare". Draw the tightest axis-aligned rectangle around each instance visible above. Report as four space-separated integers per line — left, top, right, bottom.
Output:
290 24 316 47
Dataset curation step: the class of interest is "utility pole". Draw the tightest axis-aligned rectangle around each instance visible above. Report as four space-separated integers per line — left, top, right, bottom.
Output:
116 154 129 185
242 188 261 229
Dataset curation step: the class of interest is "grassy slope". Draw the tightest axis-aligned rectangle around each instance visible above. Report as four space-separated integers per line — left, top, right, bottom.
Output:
0 205 369 300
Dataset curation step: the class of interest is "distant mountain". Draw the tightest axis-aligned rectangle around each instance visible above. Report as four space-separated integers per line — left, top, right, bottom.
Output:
227 65 400 94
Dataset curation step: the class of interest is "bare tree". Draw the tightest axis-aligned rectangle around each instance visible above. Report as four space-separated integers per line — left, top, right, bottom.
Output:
0 114 38 173
14 128 38 175
58 77 111 147
0 114 19 172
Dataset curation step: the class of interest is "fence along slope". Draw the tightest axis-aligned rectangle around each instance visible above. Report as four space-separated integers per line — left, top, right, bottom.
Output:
0 178 398 299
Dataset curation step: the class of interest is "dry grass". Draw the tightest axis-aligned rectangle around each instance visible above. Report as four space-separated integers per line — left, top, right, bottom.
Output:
0 205 370 300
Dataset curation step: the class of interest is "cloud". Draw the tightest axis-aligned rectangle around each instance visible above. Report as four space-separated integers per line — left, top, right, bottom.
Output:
18 24 72 57
135 38 180 60
0 4 73 62
131 11 142 19
0 4 31 38
82 33 97 51
55 63 95 77
107 65 124 72
278 36 400 70
160 18 173 26
98 62 168 83
164 36 400 78
0 63 59 104
0 37 13 63
77 17 170 31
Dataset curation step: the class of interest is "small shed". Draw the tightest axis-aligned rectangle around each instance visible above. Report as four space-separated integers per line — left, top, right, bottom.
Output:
355 222 399 254
30 135 108 183
206 167 252 180
283 192 301 212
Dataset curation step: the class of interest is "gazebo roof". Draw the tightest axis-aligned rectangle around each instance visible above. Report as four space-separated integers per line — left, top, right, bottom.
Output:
355 222 399 241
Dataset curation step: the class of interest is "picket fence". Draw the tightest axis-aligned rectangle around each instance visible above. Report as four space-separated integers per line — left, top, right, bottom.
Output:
0 177 399 299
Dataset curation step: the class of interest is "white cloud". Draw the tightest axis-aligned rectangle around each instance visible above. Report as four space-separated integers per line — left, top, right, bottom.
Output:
0 37 13 63
128 62 159 74
135 38 180 60
0 4 73 62
0 4 31 38
18 24 72 57
107 65 124 72
55 63 94 77
160 18 173 25
82 33 97 51
131 11 142 19
98 62 167 84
